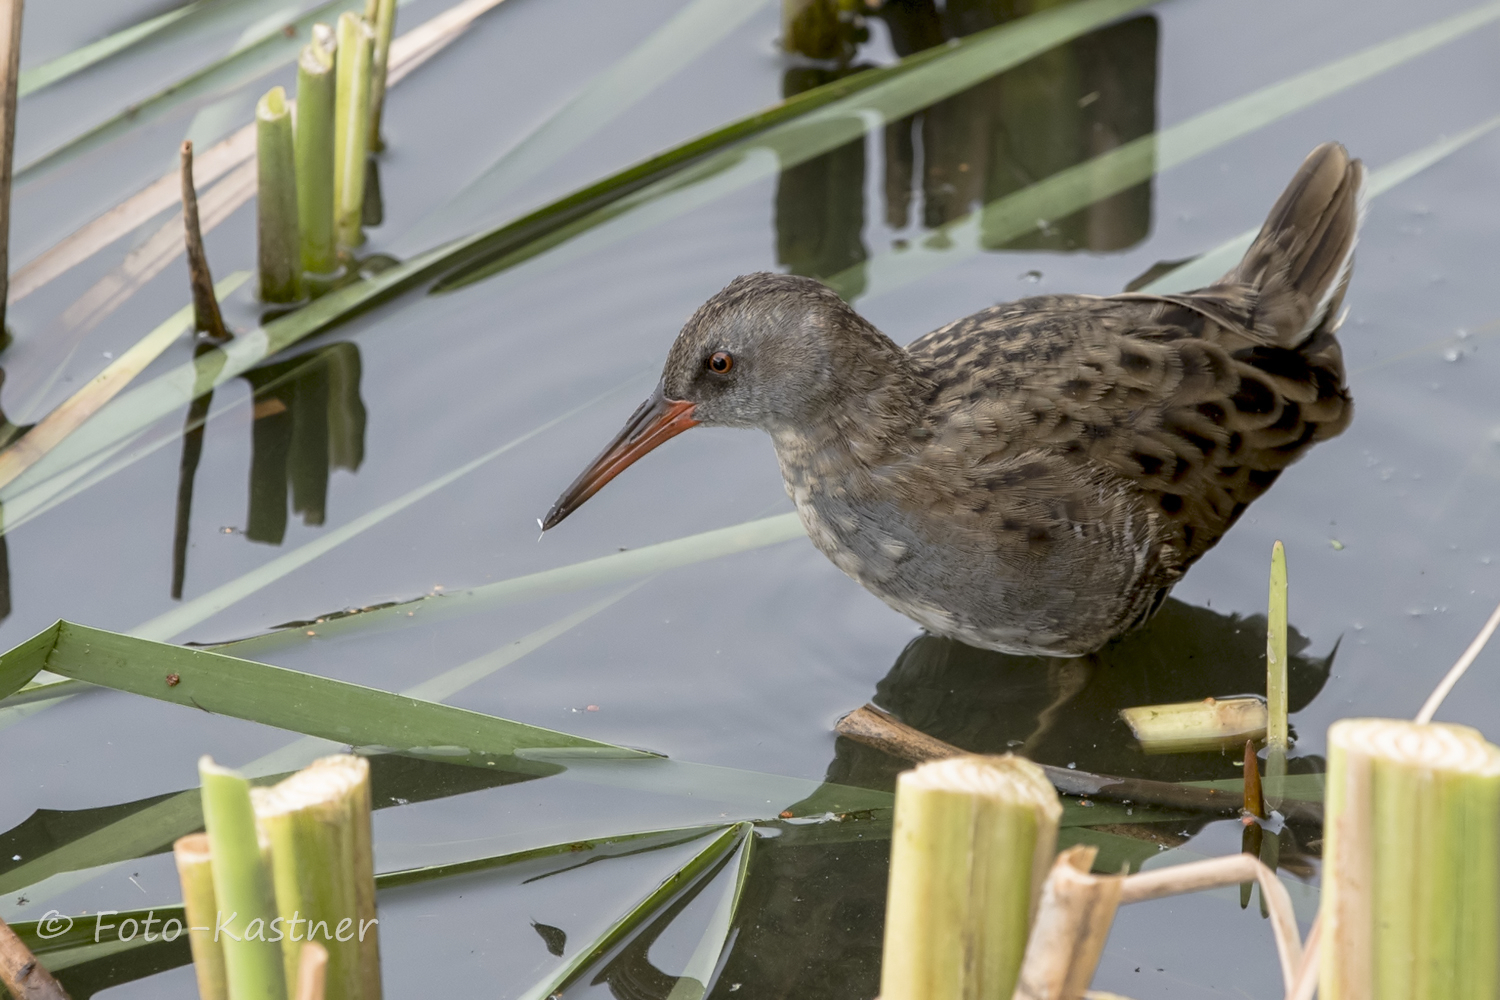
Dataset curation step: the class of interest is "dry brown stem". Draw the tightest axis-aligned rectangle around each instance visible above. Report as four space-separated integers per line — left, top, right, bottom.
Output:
0 0 22 336
1012 845 1124 1000
1243 739 1265 818
180 141 230 342
0 913 69 1000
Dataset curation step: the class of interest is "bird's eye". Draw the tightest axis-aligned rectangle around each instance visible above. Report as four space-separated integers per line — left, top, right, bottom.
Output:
708 351 733 374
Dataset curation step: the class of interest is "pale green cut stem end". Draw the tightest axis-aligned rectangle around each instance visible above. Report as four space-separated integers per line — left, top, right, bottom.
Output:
295 29 338 277
174 833 229 1000
364 0 396 152
333 13 374 250
880 753 1061 1000
257 86 302 304
1266 540 1289 751
1119 696 1266 754
1320 719 1500 1000
253 754 381 1000
198 756 289 1000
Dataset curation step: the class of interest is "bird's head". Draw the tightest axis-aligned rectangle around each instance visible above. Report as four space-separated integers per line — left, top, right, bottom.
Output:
541 273 866 529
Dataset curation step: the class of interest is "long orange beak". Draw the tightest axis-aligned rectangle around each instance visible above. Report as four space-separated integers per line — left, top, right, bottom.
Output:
542 382 699 529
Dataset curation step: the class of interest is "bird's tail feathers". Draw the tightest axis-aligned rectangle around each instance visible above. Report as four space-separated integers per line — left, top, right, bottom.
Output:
1219 142 1365 348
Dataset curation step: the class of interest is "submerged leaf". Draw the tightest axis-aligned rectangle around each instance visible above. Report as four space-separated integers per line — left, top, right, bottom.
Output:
515 824 749 1000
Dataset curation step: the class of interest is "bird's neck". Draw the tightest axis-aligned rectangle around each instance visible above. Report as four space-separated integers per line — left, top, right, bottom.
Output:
768 323 931 488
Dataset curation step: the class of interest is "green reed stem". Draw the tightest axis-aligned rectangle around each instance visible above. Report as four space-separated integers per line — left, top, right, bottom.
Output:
1321 719 1500 1000
332 12 373 250
256 86 301 303
880 754 1060 1000
1265 540 1289 809
253 754 381 1000
199 756 288 1000
364 0 396 152
295 26 337 276
1267 540 1288 748
174 832 229 1000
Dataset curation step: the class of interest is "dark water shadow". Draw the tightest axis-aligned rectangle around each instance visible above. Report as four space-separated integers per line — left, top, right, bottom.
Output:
708 598 1335 1000
831 597 1333 788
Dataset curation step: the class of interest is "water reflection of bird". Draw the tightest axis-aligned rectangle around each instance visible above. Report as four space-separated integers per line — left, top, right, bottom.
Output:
545 144 1360 655
831 598 1334 787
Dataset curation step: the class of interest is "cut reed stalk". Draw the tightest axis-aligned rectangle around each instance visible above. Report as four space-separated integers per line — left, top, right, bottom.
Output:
1265 540 1289 810
180 142 231 342
1118 696 1267 754
199 756 288 1000
256 87 301 304
1320 719 1500 1000
364 0 397 151
296 942 328 1000
879 753 1060 1000
174 832 229 1000
0 913 68 1000
0 0 21 343
252 754 380 1000
296 26 338 277
333 13 374 250
1012 844 1124 1000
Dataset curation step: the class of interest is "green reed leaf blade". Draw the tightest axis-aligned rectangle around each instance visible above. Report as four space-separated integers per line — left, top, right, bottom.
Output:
514 824 747 1000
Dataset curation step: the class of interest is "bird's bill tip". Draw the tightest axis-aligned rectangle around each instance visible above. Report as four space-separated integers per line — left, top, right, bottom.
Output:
540 387 698 530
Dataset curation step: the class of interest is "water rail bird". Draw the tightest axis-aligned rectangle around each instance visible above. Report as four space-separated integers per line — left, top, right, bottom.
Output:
543 143 1361 655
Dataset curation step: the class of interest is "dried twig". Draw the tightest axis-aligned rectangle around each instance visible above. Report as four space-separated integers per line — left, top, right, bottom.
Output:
0 0 22 337
180 141 230 343
835 704 1322 823
0 913 70 1000
1284 917 1320 1000
1415 595 1500 723
1120 854 1302 991
1012 845 1124 1000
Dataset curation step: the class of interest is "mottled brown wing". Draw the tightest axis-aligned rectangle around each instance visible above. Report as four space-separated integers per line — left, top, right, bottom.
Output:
907 142 1360 572
907 292 1352 569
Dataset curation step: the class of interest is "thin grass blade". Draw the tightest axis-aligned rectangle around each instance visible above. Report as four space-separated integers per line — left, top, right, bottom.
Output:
401 0 775 247
1141 114 1500 295
429 0 1159 289
15 0 369 185
8 0 501 306
214 511 806 655
834 3 1500 302
0 272 249 491
17 1 202 98
129 371 643 642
